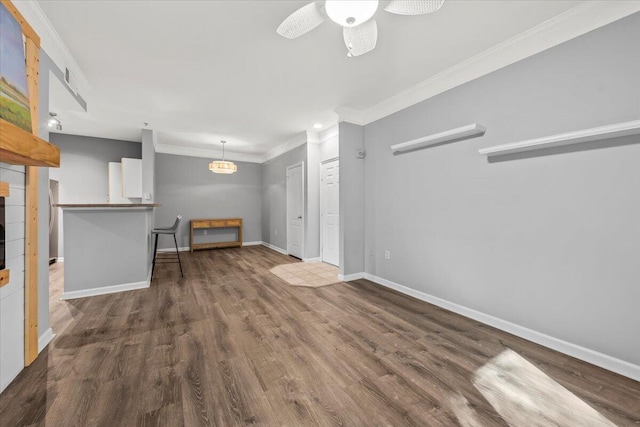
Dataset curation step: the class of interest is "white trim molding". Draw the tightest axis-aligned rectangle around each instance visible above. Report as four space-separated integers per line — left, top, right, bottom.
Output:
307 124 340 144
338 272 365 282
154 143 264 164
12 0 92 97
261 242 288 256
363 273 640 382
337 1 640 126
157 246 190 253
262 133 308 163
61 280 149 300
157 241 279 253
335 107 367 127
38 328 55 353
303 257 321 263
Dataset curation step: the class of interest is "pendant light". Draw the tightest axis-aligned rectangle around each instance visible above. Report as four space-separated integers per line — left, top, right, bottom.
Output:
209 140 238 174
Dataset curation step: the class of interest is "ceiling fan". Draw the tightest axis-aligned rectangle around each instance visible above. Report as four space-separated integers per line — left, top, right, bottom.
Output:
277 0 445 57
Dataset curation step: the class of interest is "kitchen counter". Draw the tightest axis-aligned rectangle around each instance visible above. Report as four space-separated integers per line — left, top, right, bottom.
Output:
59 205 156 299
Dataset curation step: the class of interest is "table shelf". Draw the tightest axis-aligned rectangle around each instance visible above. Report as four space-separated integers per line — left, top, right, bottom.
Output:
190 218 243 252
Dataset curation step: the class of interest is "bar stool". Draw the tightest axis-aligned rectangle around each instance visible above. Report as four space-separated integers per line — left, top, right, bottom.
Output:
151 215 184 278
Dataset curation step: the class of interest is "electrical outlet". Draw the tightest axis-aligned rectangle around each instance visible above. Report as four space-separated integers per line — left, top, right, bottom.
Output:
144 192 152 200
203 230 208 235
384 250 391 260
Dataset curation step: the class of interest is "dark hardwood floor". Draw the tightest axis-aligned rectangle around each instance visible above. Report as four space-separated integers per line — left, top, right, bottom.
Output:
0 246 638 426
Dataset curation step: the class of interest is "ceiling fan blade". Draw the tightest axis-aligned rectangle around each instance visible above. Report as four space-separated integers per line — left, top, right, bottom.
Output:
276 2 325 39
343 19 378 57
384 0 445 15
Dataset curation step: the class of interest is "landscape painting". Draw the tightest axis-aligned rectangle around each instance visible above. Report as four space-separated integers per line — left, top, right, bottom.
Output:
0 2 32 132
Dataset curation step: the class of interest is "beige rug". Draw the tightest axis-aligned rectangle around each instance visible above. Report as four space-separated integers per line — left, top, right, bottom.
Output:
270 262 340 288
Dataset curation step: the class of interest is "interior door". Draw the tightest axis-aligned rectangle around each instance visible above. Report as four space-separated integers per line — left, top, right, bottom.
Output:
321 159 339 266
286 163 304 259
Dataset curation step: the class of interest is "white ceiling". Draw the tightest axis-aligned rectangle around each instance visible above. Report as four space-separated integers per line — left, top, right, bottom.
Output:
40 0 585 159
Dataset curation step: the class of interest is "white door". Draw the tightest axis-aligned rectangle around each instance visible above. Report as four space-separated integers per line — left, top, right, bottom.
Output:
321 159 339 266
286 162 304 259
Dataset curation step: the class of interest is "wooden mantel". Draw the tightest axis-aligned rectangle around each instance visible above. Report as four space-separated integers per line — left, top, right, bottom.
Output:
0 119 60 167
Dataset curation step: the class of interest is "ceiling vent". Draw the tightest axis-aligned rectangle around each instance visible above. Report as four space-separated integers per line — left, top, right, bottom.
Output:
64 67 79 95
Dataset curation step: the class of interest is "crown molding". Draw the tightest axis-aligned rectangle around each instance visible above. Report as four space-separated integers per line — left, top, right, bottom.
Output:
154 143 264 164
335 106 366 126
320 124 340 142
156 126 342 164
12 1 92 98
307 124 339 144
261 132 308 163
306 131 321 144
338 1 640 126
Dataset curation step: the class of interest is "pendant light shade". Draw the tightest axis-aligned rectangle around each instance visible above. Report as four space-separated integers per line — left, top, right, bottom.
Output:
209 140 238 174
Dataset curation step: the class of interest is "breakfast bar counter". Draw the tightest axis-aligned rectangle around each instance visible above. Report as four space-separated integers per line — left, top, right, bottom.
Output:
56 204 159 299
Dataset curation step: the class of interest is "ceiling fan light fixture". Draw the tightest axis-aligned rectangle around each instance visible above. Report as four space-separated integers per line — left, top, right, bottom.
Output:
325 0 379 28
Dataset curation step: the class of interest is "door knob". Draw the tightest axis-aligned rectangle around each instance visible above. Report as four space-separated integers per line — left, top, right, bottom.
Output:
297 215 302 219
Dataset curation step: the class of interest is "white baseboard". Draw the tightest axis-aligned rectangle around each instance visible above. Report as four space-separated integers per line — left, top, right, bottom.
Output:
158 242 262 252
338 272 365 282
362 273 640 382
38 328 55 353
261 242 288 256
157 246 190 252
61 280 150 300
303 257 321 263
56 257 64 262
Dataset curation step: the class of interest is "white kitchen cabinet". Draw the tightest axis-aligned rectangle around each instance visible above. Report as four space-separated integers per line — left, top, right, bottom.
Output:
121 158 142 198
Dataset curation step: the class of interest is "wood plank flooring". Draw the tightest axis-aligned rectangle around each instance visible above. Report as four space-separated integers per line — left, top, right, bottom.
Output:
0 246 638 426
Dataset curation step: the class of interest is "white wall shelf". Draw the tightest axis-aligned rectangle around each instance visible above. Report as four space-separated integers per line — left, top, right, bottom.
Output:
391 123 486 154
479 119 640 157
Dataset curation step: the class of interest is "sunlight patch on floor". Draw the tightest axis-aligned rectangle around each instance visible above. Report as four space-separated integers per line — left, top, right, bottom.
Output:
472 349 616 426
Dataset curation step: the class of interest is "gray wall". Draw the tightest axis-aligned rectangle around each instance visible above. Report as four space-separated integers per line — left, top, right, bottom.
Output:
262 144 306 251
305 143 320 260
141 129 155 202
320 126 339 162
362 13 640 366
49 133 142 204
339 122 365 276
155 154 262 250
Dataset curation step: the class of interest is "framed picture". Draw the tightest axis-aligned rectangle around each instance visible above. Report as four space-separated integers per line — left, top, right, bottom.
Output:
0 2 32 132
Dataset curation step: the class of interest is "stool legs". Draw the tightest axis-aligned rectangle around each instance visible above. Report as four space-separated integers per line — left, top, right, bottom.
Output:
174 233 184 277
151 233 159 278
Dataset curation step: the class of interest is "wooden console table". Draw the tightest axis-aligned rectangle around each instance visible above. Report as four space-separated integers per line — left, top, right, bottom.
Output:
190 218 243 252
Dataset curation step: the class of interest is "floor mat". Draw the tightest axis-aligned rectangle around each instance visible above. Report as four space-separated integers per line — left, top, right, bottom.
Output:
270 262 340 288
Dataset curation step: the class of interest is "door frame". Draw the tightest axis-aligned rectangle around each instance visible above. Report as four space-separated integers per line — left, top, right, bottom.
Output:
320 157 339 266
286 161 305 258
